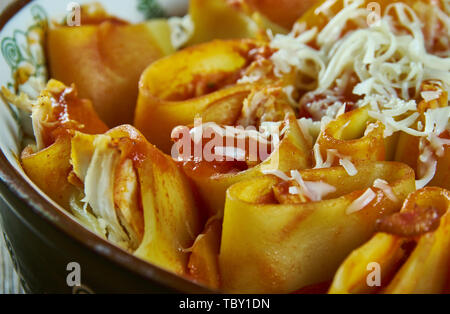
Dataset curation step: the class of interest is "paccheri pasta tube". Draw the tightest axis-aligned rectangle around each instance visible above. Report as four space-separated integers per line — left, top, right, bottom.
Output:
5 80 202 275
134 38 299 153
188 0 260 45
315 107 388 168
219 162 415 293
70 125 202 274
1 80 108 209
47 4 175 126
135 39 269 153
329 187 450 294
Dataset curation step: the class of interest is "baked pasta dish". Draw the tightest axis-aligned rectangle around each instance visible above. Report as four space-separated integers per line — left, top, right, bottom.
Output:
1 0 449 293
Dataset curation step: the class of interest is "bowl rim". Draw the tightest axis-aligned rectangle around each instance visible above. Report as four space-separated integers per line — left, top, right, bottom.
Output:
0 0 213 294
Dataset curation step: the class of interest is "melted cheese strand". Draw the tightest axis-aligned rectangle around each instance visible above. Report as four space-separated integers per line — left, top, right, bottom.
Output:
346 188 377 215
339 158 358 176
373 178 398 202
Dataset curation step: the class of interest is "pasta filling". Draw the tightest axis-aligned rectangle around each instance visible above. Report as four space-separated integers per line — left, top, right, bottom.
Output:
172 120 287 176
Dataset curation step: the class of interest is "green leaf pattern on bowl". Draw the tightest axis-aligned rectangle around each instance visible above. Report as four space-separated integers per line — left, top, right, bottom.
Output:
1 4 48 94
137 0 167 19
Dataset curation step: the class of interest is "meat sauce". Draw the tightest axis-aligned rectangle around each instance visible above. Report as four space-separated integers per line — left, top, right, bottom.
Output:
173 125 277 177
298 73 359 120
272 180 310 204
41 86 108 147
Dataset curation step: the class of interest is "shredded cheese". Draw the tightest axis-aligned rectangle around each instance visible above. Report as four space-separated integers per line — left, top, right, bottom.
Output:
268 0 450 174
313 143 325 168
373 179 398 202
283 85 297 106
416 141 439 189
214 146 246 161
289 186 301 195
421 90 442 102
271 0 449 186
346 188 377 215
314 147 358 177
188 122 274 145
364 123 379 136
297 118 321 146
303 180 337 201
339 158 358 176
168 15 194 50
336 103 347 117
262 169 336 202
424 107 450 137
261 169 291 181
271 2 450 99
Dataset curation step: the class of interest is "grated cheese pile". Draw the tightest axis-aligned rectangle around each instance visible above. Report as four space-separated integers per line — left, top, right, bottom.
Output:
268 0 450 188
270 0 450 98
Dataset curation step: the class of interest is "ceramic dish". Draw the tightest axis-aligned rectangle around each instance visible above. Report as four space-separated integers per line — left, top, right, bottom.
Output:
0 0 210 294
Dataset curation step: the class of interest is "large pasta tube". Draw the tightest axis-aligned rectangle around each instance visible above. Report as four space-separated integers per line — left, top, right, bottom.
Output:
329 187 450 294
7 80 108 209
187 218 223 290
21 135 74 209
132 130 202 275
135 39 263 153
383 189 450 293
9 78 202 274
48 19 174 126
431 150 450 189
316 107 387 165
188 0 259 45
70 125 202 274
239 0 317 29
219 162 415 293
